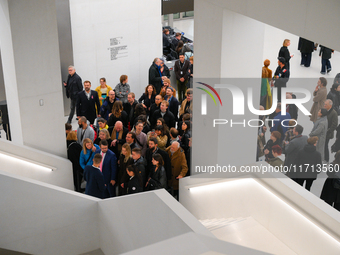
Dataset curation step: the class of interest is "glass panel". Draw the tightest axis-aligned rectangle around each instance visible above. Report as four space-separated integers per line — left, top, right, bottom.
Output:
163 14 169 21
183 11 194 18
173 12 180 19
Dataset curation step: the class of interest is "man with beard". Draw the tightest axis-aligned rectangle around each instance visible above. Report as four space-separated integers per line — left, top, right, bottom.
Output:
76 80 100 124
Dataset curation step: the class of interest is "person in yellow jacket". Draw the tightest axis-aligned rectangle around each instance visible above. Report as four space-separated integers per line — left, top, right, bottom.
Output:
95 77 113 106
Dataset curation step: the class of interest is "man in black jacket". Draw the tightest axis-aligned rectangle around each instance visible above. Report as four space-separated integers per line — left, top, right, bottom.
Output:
76 81 100 124
99 90 118 121
149 95 162 118
123 92 138 128
132 147 147 187
174 54 190 102
324 99 338 163
151 100 176 129
64 65 83 124
146 138 171 181
164 87 179 120
149 58 167 94
298 37 315 67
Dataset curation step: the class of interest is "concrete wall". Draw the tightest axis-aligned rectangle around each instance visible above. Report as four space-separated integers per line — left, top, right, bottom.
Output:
0 0 67 156
69 0 162 99
0 170 99 255
0 139 73 190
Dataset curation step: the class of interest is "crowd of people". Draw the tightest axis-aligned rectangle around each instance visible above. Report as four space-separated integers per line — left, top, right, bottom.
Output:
258 38 340 211
64 56 193 200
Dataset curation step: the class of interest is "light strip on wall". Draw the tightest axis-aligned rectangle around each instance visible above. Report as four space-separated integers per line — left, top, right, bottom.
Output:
0 151 55 172
188 178 340 246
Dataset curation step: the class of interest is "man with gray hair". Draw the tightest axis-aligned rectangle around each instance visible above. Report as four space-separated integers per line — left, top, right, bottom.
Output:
149 58 167 94
324 99 338 162
64 65 83 124
166 141 188 200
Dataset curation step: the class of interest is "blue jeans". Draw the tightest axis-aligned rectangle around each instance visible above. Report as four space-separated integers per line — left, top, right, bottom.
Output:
321 59 331 73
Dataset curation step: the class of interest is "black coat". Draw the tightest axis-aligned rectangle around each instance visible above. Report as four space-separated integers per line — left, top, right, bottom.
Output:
320 166 340 207
181 130 191 154
149 63 163 94
327 90 340 115
65 72 83 99
319 46 334 59
138 93 155 115
151 109 176 129
108 110 128 128
273 65 290 88
264 139 280 161
134 156 147 186
145 147 172 181
76 90 100 124
298 38 315 53
149 103 160 118
174 60 190 82
118 155 134 195
286 104 298 120
164 96 179 120
147 166 167 190
127 176 143 194
293 144 322 179
278 46 291 69
67 141 83 191
161 65 171 78
123 100 138 124
99 97 119 121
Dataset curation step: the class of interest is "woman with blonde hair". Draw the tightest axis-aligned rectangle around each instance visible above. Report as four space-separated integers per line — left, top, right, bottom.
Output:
118 143 134 195
278 39 293 70
94 129 114 152
79 138 101 170
108 100 128 127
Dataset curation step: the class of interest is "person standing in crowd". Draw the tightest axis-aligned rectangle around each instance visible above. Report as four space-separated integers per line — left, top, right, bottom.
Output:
64 65 83 124
160 58 171 79
84 154 106 199
123 92 138 129
145 153 167 190
95 78 112 106
108 101 128 128
162 29 171 55
285 93 298 120
79 138 101 170
264 131 281 161
145 138 171 183
175 54 190 102
159 78 176 99
99 90 118 121
138 85 156 116
324 99 338 163
267 145 284 168
150 95 162 118
270 103 291 142
126 165 143 195
282 119 296 151
97 118 108 132
134 122 148 156
171 32 182 50
278 39 293 71
261 59 272 109
181 120 191 155
149 58 167 94
257 125 267 161
110 121 129 156
99 140 117 198
77 117 95 144
76 80 100 124
164 87 179 120
131 147 147 187
166 141 188 199
118 143 134 196
319 45 334 75
293 136 322 191
188 56 194 88
114 75 130 103
135 115 151 134
310 77 327 122
284 124 308 175
151 100 176 129
327 83 340 115
320 150 340 211
310 109 328 161
298 37 315 67
67 131 83 192
273 57 290 102
179 89 193 120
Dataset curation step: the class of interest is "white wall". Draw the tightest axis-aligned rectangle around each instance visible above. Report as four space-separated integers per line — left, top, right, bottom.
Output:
0 139 73 190
180 171 340 255
69 0 162 98
0 170 99 255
